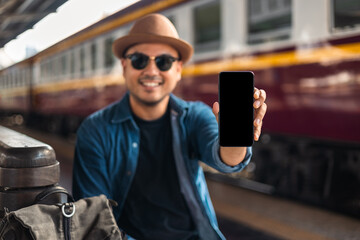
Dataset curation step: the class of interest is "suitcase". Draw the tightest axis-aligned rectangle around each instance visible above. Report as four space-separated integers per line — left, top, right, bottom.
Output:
0 126 61 217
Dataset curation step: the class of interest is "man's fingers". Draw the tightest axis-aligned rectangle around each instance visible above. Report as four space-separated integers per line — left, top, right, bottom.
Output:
254 102 267 141
253 88 266 109
212 102 219 122
254 125 262 141
253 88 267 141
254 88 266 99
254 88 260 99
259 89 266 101
255 102 267 120
254 117 262 127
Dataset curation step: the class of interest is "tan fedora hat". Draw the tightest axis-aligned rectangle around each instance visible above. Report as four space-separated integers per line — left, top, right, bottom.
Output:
112 13 193 63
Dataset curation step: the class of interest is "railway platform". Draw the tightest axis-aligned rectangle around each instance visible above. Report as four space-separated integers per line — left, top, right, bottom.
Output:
2 125 360 240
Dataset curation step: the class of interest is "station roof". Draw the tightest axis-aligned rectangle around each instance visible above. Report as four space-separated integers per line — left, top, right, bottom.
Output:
0 0 68 48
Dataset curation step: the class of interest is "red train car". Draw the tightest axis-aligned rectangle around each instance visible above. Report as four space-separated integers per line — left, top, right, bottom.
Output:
1 0 360 217
0 59 33 125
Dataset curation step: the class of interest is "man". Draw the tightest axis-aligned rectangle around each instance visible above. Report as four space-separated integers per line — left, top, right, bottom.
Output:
72 14 267 240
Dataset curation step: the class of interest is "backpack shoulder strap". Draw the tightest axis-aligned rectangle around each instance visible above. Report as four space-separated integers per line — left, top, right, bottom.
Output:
34 185 74 204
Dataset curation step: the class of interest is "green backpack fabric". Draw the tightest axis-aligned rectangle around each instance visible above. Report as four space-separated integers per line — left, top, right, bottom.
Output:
0 191 123 240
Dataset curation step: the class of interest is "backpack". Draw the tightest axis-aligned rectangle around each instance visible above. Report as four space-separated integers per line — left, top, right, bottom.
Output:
0 186 123 240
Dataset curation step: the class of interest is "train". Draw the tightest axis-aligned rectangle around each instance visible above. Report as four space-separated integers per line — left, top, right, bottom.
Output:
1 0 360 218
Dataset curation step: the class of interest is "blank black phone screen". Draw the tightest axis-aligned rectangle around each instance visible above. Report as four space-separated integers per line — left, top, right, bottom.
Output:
219 71 254 146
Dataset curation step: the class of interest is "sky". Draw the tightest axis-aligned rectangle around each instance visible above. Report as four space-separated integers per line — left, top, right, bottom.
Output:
0 0 139 66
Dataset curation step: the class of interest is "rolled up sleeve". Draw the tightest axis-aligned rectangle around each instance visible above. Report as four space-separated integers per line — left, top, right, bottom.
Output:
211 139 252 173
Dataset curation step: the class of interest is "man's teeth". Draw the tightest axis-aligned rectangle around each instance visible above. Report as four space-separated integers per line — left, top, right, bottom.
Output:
142 82 160 87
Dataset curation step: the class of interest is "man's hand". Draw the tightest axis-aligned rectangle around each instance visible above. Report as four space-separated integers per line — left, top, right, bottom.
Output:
212 87 267 141
212 87 267 166
253 87 267 141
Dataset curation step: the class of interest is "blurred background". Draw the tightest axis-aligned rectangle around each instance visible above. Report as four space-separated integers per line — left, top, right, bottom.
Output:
0 0 360 239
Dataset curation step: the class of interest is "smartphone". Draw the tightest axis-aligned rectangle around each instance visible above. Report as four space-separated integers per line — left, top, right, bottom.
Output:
219 71 254 147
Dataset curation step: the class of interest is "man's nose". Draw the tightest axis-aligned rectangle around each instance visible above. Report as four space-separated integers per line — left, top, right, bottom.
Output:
143 58 160 74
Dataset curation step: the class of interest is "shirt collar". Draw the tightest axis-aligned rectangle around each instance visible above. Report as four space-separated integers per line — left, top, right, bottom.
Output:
110 92 132 124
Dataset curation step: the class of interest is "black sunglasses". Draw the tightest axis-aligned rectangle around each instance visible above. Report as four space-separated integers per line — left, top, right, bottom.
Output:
124 53 180 71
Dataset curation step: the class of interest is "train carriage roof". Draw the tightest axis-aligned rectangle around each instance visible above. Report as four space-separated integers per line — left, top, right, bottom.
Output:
0 0 68 48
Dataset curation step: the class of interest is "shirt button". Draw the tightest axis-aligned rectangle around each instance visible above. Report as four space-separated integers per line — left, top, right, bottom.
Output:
126 171 132 176
132 142 138 148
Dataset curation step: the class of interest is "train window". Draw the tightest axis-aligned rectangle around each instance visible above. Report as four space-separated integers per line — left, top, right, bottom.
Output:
15 72 19 86
8 72 12 87
42 61 48 81
91 42 97 70
49 59 55 81
5 74 8 88
193 0 221 52
16 71 20 86
20 70 23 86
61 54 66 76
12 72 16 87
3 75 6 88
6 73 9 88
9 74 12 88
24 68 29 86
53 57 59 79
21 70 25 86
6 74 10 88
14 71 18 87
13 72 16 87
40 63 44 80
80 47 85 76
42 62 45 80
48 61 52 80
11 71 15 87
20 70 24 86
8 74 12 88
70 51 75 75
1 75 4 88
332 0 360 31
47 62 50 80
104 37 114 68
18 71 21 86
247 0 292 44
14 72 17 87
21 71 25 86
2 75 5 88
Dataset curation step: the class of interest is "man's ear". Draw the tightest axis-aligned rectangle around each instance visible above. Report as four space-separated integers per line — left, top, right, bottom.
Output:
121 58 127 68
176 61 183 82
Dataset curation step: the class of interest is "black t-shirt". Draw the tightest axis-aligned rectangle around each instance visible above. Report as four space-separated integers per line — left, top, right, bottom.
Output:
118 106 198 240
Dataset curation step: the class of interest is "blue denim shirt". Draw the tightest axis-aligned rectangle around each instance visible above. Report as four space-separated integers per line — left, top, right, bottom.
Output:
72 93 252 240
